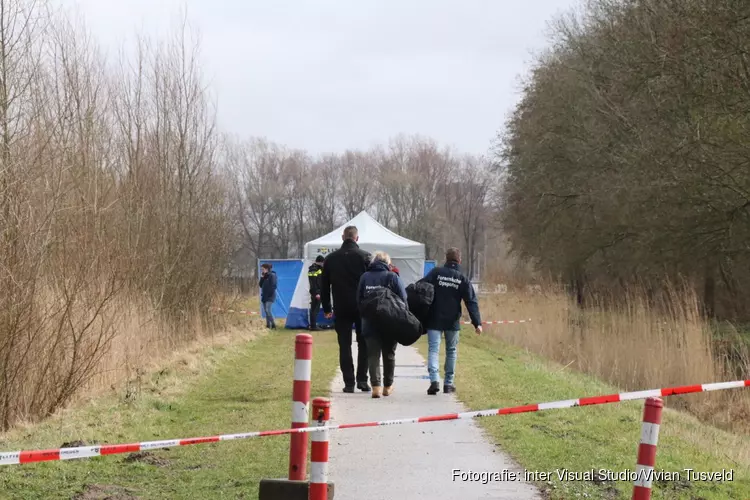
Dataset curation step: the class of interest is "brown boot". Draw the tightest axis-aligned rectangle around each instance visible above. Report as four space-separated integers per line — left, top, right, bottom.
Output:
383 385 394 396
371 386 382 398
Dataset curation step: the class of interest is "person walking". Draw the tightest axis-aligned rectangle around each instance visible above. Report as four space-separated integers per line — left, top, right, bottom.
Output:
321 225 372 393
422 248 482 394
259 263 278 329
307 255 325 330
357 252 407 398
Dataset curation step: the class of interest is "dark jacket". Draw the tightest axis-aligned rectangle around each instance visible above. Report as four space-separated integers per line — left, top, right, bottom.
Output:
357 261 407 337
422 261 481 331
308 263 323 297
321 239 371 318
259 271 278 303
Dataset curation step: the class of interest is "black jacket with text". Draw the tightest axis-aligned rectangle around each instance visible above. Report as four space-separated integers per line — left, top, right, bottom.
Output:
321 239 372 319
422 260 481 331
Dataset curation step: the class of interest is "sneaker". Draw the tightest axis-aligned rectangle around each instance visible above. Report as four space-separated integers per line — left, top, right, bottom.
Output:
343 386 355 393
443 384 456 394
427 381 440 395
357 382 371 392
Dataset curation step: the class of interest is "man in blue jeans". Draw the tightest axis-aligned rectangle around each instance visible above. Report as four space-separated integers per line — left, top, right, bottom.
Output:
422 248 482 394
259 263 278 329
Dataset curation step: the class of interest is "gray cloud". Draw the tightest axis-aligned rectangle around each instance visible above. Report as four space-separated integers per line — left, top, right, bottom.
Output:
61 0 578 155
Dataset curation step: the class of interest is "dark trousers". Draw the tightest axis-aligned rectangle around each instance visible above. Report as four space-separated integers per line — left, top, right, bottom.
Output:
334 315 368 387
365 335 397 387
309 296 321 329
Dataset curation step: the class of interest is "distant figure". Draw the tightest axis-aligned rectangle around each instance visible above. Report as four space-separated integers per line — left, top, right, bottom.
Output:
358 251 407 398
259 263 278 330
307 255 325 330
421 248 482 394
321 225 372 393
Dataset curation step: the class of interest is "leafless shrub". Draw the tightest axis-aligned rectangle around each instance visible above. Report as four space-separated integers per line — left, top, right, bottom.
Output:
0 2 231 430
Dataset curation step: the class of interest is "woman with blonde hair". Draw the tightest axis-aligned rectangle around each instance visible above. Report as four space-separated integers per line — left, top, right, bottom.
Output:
357 251 407 398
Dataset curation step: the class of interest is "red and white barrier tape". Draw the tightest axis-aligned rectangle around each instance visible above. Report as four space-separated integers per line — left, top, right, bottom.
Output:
210 307 259 316
2 379 747 466
211 308 532 327
462 319 532 325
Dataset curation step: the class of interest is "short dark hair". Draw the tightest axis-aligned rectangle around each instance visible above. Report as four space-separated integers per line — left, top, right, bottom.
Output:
343 225 358 240
261 263 272 271
315 255 325 263
446 247 461 262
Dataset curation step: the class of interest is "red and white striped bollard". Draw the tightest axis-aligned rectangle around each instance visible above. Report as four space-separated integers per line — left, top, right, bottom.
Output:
289 333 313 481
632 397 663 500
309 397 330 500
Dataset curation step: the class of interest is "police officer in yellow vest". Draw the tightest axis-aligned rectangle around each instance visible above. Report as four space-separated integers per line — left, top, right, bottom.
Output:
307 255 325 330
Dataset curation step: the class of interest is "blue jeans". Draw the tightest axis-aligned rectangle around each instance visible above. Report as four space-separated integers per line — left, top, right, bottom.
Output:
427 330 459 385
262 301 275 328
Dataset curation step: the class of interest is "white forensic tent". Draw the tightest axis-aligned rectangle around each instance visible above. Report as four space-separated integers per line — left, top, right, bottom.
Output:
285 211 425 329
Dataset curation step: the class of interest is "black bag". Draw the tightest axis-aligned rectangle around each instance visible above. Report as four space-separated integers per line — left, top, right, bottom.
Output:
360 288 423 346
406 281 434 326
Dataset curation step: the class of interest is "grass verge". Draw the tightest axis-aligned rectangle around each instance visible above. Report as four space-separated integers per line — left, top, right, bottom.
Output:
418 329 750 499
0 328 339 499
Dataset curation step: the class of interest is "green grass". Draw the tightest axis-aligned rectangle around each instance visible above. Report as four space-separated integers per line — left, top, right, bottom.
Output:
0 329 339 499
417 329 750 500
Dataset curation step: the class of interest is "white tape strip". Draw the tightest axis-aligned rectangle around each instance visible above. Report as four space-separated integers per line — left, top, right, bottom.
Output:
702 381 746 392
0 452 20 465
538 399 578 410
140 440 179 450
292 401 309 423
311 428 329 443
619 389 661 401
640 422 660 446
310 461 328 484
294 359 312 381
60 447 101 460
633 464 654 488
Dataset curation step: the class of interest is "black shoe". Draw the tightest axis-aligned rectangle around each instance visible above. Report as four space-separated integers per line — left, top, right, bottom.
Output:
443 384 456 394
427 382 440 395
343 386 355 393
357 382 371 392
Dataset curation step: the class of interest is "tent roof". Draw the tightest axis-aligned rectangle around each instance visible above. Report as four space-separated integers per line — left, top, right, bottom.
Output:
304 211 424 258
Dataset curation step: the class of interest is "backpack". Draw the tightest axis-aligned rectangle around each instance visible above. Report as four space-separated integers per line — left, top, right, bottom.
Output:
406 281 434 327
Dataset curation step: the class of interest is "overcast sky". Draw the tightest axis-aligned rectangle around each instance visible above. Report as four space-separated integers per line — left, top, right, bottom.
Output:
59 0 579 156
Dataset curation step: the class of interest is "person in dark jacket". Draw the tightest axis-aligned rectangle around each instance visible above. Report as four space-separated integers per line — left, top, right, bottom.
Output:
357 251 407 398
321 225 372 393
259 263 278 329
307 255 325 330
422 248 482 394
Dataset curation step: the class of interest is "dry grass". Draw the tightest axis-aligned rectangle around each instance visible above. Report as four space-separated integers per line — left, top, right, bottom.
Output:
74 300 258 403
478 286 750 433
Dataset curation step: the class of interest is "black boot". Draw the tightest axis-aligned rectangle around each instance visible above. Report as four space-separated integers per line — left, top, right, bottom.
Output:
357 381 371 392
427 381 440 395
443 384 456 394
343 385 355 393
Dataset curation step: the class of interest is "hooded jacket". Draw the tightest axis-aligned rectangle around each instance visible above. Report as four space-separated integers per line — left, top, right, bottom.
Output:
259 270 278 303
321 239 371 318
422 260 481 331
357 260 407 327
308 262 323 297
